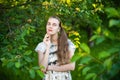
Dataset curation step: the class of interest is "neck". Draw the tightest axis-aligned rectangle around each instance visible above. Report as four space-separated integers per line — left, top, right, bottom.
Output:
51 34 58 44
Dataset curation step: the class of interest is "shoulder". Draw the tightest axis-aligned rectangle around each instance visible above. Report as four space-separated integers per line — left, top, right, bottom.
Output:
67 39 76 56
35 42 46 53
68 39 75 46
37 42 45 46
67 39 76 49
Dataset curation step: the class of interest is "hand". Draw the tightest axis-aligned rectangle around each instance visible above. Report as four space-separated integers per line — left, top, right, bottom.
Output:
43 34 51 48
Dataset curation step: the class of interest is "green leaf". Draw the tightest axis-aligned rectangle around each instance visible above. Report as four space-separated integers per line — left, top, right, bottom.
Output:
98 51 110 59
103 58 112 71
29 69 35 79
15 62 21 68
82 67 91 75
85 73 97 80
71 53 81 62
109 19 120 27
24 50 32 55
0 57 5 61
7 61 14 68
105 7 119 18
32 66 40 70
1 58 8 67
36 70 44 78
24 57 32 62
89 35 99 41
80 56 92 64
80 43 90 54
108 47 120 54
96 36 105 45
18 45 27 50
103 30 115 40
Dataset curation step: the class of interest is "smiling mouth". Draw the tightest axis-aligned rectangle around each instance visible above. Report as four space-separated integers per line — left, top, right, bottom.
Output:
48 30 52 32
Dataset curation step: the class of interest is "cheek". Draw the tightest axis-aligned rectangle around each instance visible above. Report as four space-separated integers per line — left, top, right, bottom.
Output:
46 26 49 30
54 28 59 32
46 25 48 29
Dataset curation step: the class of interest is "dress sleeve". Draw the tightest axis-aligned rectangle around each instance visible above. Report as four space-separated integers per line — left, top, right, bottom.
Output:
68 39 76 52
35 42 46 53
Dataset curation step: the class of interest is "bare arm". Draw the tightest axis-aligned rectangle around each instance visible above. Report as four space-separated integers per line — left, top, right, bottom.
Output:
48 62 75 72
37 34 51 72
47 49 75 72
38 47 50 72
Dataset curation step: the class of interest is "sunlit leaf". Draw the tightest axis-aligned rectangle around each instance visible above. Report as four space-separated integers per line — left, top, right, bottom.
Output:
105 7 120 18
66 0 70 4
78 64 85 71
96 26 101 34
85 73 97 80
36 70 44 78
109 19 120 27
89 35 99 41
15 62 20 68
74 38 80 41
98 51 110 59
80 43 90 54
61 0 66 3
92 3 97 8
82 67 91 75
75 7 80 12
103 30 115 39
71 53 81 62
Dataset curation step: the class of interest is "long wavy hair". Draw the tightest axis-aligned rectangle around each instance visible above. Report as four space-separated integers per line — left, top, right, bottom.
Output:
49 16 70 65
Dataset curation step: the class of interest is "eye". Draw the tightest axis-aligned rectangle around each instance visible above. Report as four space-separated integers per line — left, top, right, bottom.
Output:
47 22 50 25
53 23 57 26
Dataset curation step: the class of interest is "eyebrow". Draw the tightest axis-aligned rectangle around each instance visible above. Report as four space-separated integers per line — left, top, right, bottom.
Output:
47 22 57 25
53 23 57 25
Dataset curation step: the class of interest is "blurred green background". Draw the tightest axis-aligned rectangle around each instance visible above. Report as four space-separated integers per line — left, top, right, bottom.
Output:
0 0 120 80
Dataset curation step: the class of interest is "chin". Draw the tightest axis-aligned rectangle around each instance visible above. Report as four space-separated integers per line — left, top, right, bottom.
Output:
47 31 55 35
47 32 53 35
50 34 55 36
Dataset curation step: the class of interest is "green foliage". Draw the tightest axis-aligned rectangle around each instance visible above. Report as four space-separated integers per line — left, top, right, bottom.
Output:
109 19 120 27
105 7 120 18
80 43 90 54
0 0 120 80
0 23 44 79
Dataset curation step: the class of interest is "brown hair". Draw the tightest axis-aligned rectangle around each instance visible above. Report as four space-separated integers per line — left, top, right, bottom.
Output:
49 16 70 65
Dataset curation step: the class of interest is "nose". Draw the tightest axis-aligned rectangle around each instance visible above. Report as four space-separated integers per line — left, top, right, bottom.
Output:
48 24 52 29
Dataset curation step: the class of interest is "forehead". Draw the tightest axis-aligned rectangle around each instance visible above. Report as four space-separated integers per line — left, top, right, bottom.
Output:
48 18 59 24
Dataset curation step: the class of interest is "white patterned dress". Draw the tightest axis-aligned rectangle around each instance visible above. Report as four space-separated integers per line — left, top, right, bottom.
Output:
35 39 76 80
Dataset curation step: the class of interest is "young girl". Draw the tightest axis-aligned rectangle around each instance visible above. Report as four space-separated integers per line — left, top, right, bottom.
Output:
35 16 76 80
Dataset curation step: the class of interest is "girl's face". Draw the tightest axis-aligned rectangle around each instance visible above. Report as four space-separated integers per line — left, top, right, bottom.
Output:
46 18 60 35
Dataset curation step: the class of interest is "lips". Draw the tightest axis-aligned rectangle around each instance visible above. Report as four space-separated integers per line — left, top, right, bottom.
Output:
48 29 53 32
